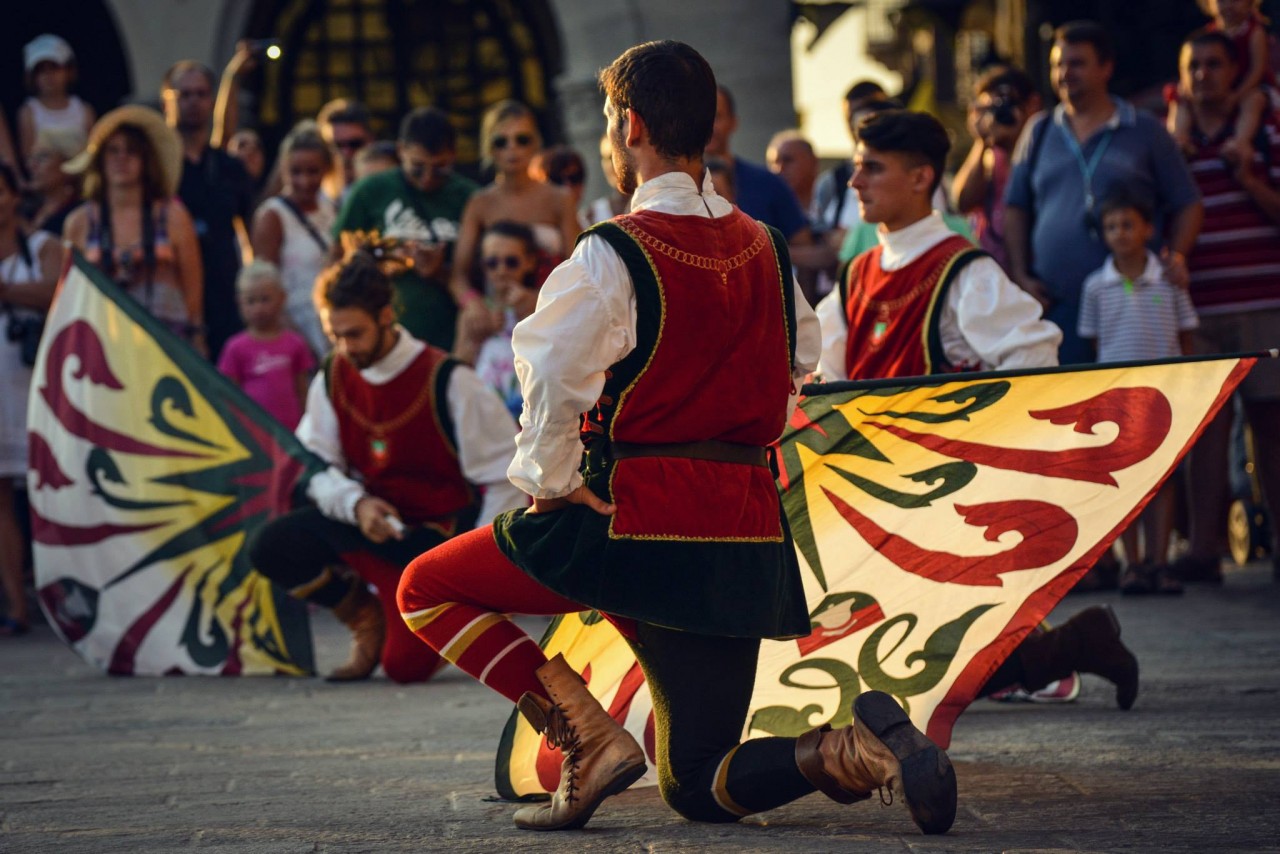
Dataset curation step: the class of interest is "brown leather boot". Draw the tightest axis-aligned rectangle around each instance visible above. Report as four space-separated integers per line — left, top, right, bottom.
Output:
1018 605 1138 710
511 654 647 830
796 690 956 835
325 581 385 682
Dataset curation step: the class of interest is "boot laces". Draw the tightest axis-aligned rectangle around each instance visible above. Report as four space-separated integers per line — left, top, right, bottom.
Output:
544 704 582 804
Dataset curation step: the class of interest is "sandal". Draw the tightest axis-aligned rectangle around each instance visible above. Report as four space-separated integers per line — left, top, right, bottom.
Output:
1120 563 1155 595
0 617 30 637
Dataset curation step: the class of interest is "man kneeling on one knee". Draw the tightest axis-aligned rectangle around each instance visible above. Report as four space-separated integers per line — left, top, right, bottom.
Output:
249 248 524 682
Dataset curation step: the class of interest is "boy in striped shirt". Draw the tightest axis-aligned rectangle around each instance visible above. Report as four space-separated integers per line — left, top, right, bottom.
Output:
1079 189 1198 594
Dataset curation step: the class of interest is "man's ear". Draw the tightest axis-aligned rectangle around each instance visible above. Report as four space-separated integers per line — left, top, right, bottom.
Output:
912 163 936 197
625 107 645 148
378 304 396 328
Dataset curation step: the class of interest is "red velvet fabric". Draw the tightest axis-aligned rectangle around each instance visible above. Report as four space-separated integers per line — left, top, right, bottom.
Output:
603 210 791 540
843 234 973 379
330 347 472 526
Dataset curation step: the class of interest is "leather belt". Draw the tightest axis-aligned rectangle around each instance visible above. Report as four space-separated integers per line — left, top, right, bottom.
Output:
608 440 769 468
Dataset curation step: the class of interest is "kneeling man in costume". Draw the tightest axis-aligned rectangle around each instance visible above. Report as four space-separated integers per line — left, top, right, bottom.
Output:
816 109 1139 708
250 251 524 682
396 42 958 834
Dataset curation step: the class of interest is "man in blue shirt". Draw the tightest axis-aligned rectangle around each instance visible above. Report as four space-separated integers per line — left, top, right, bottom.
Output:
706 85 810 241
1004 20 1202 364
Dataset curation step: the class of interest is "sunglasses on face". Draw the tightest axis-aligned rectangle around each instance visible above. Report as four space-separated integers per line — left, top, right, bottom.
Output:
556 171 585 186
491 134 534 150
484 255 525 271
334 139 369 152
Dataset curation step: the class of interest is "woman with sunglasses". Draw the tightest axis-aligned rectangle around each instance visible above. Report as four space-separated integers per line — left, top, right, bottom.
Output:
448 101 579 318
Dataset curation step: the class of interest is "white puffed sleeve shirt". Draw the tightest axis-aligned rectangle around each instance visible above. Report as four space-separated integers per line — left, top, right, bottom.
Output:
815 213 1062 380
507 170 822 499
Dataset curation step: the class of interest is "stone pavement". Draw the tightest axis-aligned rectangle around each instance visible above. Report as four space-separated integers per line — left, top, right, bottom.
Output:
2 564 1279 853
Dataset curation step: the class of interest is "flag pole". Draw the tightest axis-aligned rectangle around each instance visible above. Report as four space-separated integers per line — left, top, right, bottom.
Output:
804 350 1278 396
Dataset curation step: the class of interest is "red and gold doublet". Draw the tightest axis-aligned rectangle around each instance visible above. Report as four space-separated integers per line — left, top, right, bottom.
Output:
841 235 979 379
494 209 810 639
330 346 472 529
599 208 793 541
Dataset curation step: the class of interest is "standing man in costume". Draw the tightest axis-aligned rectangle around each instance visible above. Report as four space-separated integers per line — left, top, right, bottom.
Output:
817 108 1139 708
249 250 523 683
397 41 958 835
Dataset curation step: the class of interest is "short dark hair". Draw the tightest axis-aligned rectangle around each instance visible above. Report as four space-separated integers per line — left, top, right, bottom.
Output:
856 109 951 194
1099 186 1154 224
161 60 215 93
599 40 717 161
484 220 537 254
534 144 586 185
314 251 393 316
1184 28 1239 65
975 64 1035 102
1054 20 1115 65
845 80 887 106
318 99 372 131
398 107 456 153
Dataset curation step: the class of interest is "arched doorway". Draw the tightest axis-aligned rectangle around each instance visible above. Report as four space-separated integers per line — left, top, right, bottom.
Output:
242 0 563 174
0 2 132 160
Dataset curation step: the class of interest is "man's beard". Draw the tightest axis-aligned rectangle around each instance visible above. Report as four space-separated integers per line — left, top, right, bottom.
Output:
610 124 638 195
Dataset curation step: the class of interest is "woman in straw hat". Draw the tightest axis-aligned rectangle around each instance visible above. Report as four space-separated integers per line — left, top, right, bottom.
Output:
64 106 205 354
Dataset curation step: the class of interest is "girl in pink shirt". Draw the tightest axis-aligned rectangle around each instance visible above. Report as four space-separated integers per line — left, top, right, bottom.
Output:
217 261 315 429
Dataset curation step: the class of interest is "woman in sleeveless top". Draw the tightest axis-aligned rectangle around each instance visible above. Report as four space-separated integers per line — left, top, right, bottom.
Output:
63 107 205 354
0 163 61 636
251 121 336 358
449 101 580 303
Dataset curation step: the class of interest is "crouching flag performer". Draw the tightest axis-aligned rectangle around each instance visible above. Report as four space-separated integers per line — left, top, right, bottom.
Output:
396 40 958 834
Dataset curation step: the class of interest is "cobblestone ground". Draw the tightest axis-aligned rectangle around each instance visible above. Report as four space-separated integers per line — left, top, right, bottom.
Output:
2 564 1278 853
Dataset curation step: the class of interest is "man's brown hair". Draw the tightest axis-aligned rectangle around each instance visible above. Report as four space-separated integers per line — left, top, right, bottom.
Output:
598 40 716 161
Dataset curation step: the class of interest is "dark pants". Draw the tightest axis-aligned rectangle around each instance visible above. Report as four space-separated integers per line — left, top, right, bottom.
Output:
250 506 449 683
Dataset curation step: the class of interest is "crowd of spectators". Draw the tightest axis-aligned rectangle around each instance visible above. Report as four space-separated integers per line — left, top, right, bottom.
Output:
3 10 1280 636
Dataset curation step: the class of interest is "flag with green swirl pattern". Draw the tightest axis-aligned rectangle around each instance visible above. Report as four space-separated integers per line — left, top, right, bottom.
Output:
496 357 1252 798
28 253 322 675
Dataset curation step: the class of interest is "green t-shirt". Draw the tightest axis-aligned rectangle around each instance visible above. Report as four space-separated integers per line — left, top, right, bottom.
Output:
333 169 478 350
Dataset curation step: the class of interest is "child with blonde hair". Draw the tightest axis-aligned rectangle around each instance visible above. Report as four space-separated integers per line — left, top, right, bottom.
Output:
217 261 315 429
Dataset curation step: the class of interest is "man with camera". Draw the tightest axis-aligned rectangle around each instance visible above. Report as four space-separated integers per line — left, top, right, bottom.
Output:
952 65 1041 273
333 107 477 352
1004 20 1202 365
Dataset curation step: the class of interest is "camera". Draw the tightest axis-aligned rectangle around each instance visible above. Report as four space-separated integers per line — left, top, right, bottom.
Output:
986 97 1020 127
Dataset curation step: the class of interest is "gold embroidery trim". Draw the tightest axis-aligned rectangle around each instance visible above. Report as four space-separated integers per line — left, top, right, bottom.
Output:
615 219 768 283
332 356 437 437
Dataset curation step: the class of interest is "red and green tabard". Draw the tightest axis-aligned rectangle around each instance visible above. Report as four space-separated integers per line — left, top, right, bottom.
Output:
840 235 985 379
329 346 473 531
494 209 810 639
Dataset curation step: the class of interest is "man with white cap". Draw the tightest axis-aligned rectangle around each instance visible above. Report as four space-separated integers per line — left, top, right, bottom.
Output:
18 34 95 162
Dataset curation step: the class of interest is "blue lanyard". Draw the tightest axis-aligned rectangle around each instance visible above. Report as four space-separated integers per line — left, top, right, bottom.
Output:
1057 121 1114 214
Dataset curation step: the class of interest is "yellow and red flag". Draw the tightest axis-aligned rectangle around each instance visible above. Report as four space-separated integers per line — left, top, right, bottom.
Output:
496 357 1252 798
28 253 322 675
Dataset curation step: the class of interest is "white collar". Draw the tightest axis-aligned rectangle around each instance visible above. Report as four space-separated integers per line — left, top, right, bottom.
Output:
1102 250 1162 286
629 169 733 218
877 212 952 269
360 324 424 384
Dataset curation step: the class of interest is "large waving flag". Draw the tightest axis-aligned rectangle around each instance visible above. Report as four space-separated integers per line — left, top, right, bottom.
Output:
497 357 1254 798
28 253 323 675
